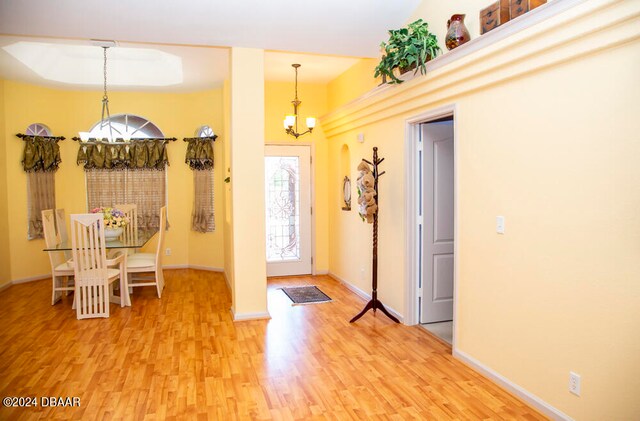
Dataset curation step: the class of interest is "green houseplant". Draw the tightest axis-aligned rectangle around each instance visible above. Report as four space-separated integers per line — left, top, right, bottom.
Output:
374 19 441 85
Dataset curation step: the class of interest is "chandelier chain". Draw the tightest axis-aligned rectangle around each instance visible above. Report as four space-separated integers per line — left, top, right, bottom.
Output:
103 47 108 101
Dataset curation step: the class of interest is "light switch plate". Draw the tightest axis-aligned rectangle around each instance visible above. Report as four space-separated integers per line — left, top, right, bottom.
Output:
496 216 505 234
569 372 581 396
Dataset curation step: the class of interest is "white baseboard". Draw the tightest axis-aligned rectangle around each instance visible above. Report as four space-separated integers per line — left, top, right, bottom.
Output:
163 264 223 272
315 270 329 275
328 272 404 323
163 264 189 269
190 265 223 272
1 266 223 293
11 274 49 285
0 274 49 294
231 309 270 321
453 349 572 421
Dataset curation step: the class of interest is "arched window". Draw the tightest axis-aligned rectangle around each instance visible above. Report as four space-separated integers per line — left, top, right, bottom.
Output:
196 125 215 138
25 123 52 137
84 115 167 230
88 114 163 140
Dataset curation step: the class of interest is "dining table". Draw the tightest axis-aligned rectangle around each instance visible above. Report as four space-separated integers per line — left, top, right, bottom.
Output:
43 229 157 252
43 229 158 307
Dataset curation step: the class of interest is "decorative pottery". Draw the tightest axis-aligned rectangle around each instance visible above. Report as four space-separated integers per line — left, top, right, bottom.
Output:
446 14 471 50
104 227 123 240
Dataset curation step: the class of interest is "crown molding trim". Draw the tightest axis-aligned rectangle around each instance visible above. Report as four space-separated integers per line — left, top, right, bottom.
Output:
321 0 639 137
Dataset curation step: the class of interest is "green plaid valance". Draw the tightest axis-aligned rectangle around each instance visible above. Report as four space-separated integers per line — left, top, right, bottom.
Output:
184 136 216 170
22 136 61 173
76 139 169 170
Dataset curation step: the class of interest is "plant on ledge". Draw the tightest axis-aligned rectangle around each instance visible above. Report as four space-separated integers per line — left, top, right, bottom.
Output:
374 19 441 85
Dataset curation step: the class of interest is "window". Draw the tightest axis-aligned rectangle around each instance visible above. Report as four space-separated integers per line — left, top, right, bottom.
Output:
196 125 215 138
26 123 52 136
88 113 163 140
189 125 216 233
84 115 167 231
24 123 56 239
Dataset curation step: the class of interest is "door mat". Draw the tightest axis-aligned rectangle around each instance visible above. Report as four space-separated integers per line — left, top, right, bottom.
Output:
280 286 332 305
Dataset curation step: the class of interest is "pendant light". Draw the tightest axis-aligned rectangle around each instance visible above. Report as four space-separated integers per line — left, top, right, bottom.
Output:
283 64 316 139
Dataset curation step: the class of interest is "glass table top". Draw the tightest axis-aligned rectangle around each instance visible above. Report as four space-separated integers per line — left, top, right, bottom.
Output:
43 229 157 251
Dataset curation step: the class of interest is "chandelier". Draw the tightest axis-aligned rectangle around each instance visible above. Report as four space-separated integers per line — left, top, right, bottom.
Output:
78 41 129 142
283 64 316 139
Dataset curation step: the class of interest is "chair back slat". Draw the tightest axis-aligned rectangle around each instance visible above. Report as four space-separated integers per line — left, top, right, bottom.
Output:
115 203 138 251
42 209 67 269
156 206 167 266
54 209 68 243
54 209 72 260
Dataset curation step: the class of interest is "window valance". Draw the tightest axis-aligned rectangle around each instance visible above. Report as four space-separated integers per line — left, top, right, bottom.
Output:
184 136 217 170
21 136 62 173
76 139 170 170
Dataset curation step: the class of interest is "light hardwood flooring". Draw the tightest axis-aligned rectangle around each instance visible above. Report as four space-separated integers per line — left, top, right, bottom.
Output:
0 270 546 420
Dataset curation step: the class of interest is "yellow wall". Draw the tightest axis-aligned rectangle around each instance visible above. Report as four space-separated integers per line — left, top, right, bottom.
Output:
323 0 640 418
327 58 378 111
0 80 11 287
228 47 268 318
1 81 225 282
264 81 329 273
327 119 407 313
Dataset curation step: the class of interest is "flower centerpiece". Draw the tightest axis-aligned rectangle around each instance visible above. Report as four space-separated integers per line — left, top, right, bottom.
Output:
91 207 129 240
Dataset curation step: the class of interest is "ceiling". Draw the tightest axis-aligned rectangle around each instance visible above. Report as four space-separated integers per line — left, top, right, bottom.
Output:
0 0 421 92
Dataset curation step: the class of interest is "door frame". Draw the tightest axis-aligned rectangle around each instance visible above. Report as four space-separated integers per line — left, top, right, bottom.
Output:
265 142 316 275
404 104 459 347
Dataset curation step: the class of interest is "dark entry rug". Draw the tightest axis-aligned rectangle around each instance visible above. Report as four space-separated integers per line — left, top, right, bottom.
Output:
280 286 332 305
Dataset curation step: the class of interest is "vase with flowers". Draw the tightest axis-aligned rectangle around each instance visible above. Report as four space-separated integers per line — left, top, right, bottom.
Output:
90 207 130 240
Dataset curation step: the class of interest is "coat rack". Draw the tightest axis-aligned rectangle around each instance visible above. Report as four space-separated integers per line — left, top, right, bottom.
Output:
350 147 400 324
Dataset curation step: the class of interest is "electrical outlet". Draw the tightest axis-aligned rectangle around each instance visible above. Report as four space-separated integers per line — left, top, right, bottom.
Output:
165 248 171 256
496 216 505 234
569 372 581 396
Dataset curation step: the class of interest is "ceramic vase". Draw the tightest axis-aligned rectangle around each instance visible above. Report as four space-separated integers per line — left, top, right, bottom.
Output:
445 14 471 50
104 227 123 240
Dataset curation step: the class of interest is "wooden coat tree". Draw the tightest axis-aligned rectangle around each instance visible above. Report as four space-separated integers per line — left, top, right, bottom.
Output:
350 147 400 324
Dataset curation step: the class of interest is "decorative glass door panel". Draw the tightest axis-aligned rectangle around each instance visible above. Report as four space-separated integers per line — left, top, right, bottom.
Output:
265 156 300 262
265 145 311 276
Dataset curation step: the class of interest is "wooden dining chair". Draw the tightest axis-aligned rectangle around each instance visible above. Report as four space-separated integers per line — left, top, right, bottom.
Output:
114 203 138 251
126 206 166 298
69 213 128 319
54 208 72 261
42 209 74 305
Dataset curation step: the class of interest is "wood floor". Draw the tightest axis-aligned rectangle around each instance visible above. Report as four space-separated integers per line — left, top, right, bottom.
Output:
0 270 546 420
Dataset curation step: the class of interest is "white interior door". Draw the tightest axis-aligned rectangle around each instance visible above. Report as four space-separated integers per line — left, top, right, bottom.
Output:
265 145 312 276
421 121 455 323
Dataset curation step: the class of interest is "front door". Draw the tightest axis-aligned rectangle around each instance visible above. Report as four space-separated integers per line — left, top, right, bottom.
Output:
265 145 312 276
421 121 455 323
